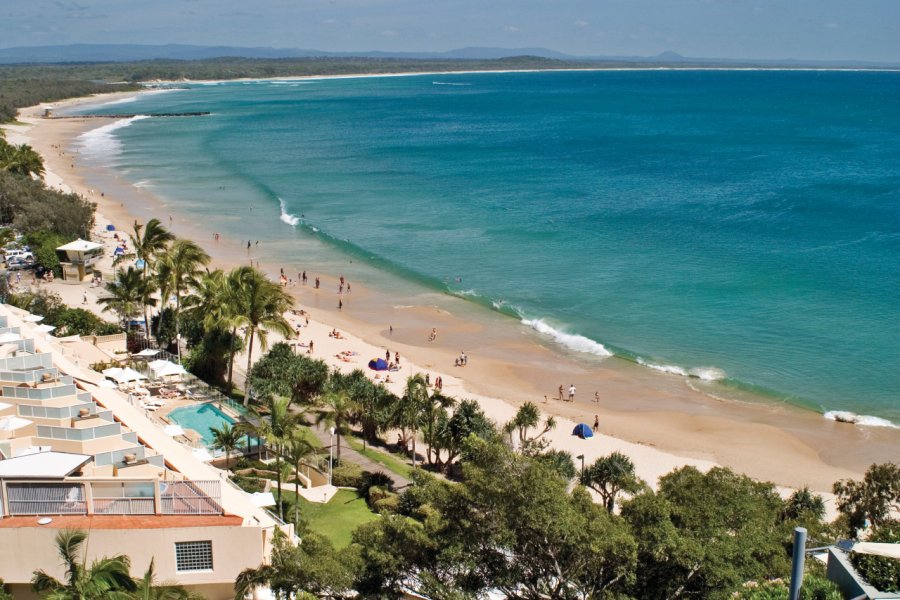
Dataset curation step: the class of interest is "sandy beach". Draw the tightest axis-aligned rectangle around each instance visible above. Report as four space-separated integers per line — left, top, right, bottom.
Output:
5 87 900 501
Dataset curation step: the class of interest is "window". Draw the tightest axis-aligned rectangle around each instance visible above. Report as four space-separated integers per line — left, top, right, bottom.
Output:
174 541 213 572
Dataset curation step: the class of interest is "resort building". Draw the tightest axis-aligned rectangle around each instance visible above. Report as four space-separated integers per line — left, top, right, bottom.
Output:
0 306 290 600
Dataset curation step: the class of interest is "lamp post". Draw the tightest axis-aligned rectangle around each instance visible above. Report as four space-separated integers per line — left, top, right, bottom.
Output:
576 454 585 482
328 427 336 486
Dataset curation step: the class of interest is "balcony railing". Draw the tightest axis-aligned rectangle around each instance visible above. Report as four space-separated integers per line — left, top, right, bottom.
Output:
1 479 222 516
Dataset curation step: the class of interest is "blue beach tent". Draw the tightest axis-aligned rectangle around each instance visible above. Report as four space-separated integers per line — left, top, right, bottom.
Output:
106 224 116 231
368 358 389 371
572 423 593 439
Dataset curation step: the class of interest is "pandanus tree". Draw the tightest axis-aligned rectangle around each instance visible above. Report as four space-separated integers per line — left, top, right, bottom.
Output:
156 239 209 363
31 528 136 600
231 267 293 406
582 451 644 513
129 218 173 339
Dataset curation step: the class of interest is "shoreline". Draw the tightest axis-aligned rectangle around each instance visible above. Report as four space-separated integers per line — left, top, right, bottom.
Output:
7 88 900 496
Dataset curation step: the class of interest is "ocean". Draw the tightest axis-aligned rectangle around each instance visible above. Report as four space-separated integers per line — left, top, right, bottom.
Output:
72 70 900 425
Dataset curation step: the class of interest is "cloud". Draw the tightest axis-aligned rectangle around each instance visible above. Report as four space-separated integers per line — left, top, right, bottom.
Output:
575 20 589 27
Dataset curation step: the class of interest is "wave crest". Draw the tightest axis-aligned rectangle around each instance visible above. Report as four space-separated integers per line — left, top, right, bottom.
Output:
278 198 300 227
824 410 898 429
75 115 149 161
522 318 612 358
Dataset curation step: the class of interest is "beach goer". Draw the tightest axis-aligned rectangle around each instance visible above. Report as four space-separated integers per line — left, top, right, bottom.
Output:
340 275 344 286
568 384 576 402
425 373 431 386
558 385 564 401
395 352 400 365
315 277 320 289
385 349 390 361
593 415 599 432
82 291 87 305
339 283 343 294
389 325 393 335
347 283 351 293
302 271 307 284
308 341 314 354
338 298 343 310
594 391 600 403
247 241 251 252
429 328 437 342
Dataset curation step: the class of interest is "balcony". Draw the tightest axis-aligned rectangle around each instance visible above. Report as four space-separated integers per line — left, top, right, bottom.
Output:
1 478 222 517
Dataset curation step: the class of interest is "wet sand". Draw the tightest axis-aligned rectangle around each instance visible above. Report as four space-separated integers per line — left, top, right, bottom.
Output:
7 89 900 495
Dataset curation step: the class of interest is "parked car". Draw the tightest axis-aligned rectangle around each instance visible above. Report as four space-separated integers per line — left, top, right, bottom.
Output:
3 248 34 262
6 257 35 271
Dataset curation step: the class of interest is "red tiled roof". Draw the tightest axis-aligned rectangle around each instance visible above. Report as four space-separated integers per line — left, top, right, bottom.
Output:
0 514 242 529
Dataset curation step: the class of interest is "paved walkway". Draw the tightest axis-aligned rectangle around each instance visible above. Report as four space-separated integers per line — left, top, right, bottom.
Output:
306 425 411 490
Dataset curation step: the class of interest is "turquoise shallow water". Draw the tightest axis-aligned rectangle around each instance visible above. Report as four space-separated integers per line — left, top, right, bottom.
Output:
168 403 235 445
74 71 900 424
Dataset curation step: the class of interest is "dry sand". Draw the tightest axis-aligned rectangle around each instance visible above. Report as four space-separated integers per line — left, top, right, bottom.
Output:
6 89 900 507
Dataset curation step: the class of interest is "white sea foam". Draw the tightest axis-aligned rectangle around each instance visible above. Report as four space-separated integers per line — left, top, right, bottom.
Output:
454 289 480 297
432 81 472 86
133 180 153 189
688 367 727 382
824 411 898 429
75 115 150 161
278 198 300 227
637 358 688 377
522 318 612 358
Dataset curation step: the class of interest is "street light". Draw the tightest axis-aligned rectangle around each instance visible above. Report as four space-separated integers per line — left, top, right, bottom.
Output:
328 427 336 486
576 454 585 481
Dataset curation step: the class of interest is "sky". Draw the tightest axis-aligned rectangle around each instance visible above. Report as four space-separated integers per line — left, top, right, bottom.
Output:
3 0 900 62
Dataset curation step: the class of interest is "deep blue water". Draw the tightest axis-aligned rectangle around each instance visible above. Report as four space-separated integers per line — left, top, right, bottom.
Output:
75 70 900 423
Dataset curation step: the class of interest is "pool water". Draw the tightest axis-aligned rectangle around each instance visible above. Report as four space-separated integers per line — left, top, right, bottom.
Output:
167 403 235 446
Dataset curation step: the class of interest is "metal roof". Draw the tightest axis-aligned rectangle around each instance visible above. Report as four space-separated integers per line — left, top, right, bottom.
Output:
0 451 93 479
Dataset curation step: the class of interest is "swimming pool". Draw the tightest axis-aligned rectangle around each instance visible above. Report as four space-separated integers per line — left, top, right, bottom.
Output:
167 403 235 446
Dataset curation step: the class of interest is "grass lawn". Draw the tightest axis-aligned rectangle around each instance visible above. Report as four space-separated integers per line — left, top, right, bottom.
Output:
289 489 379 549
346 436 414 479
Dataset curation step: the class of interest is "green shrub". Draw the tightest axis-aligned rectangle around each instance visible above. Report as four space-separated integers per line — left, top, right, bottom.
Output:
24 230 67 276
331 463 363 488
851 520 900 592
360 471 394 500
372 493 400 515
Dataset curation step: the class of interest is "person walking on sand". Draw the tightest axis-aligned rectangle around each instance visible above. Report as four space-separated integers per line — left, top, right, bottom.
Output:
594 391 600 403
338 298 343 310
568 384 576 402
315 277 320 289
558 385 564 401
82 291 88 305
593 414 599 432
429 328 437 342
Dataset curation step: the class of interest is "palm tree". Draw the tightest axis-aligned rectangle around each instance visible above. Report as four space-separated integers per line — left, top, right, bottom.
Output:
131 558 200 600
98 267 152 331
231 267 293 406
156 239 210 363
254 396 301 519
0 142 45 178
581 451 644 513
129 219 173 339
210 422 241 469
314 383 355 463
188 268 245 393
395 374 430 468
32 528 136 599
283 432 317 526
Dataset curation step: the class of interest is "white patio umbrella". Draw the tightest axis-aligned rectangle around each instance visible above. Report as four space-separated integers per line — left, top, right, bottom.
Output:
852 542 900 559
34 324 56 333
0 416 33 433
163 424 186 437
152 361 187 378
101 367 146 384
96 379 117 389
249 492 276 507
0 401 13 414
24 315 44 322
0 332 22 344
134 348 160 357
